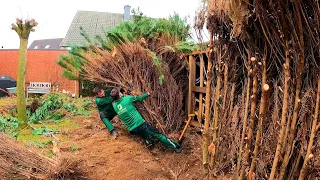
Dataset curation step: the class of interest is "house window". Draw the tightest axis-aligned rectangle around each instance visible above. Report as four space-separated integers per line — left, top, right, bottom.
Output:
34 46 38 49
45 45 50 49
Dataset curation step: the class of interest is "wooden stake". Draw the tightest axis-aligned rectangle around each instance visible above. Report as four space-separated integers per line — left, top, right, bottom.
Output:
179 114 195 142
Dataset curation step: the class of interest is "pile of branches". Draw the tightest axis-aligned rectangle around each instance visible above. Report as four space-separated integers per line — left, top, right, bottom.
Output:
0 133 86 179
57 12 197 133
81 41 185 133
196 0 320 179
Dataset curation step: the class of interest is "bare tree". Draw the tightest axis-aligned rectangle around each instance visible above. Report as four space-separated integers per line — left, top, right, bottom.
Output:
11 18 38 128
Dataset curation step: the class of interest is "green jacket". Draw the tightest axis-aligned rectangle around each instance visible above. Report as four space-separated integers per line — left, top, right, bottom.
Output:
112 93 149 131
95 90 115 113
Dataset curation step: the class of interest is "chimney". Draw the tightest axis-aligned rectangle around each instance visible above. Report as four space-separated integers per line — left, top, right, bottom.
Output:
124 5 131 21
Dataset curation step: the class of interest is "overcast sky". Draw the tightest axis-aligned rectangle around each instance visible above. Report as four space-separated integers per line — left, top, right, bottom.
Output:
0 0 205 49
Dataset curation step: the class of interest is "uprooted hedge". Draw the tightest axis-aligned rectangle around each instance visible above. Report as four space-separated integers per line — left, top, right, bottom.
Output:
57 11 200 133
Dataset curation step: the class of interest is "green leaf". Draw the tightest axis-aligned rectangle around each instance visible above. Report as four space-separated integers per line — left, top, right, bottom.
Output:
159 74 164 85
164 45 176 52
69 145 80 152
32 128 44 135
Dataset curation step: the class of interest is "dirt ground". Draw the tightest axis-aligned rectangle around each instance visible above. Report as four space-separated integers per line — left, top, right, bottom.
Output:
56 111 210 180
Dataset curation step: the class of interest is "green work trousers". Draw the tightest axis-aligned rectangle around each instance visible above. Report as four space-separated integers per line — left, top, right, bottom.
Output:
130 122 180 150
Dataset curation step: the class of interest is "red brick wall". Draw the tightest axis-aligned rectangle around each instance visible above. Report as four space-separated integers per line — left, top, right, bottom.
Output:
0 50 79 95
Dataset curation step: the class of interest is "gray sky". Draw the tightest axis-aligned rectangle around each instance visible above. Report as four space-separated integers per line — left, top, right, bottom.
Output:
0 0 205 49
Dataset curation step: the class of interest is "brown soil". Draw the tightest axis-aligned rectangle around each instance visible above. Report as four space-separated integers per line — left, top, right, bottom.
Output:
58 112 210 180
0 97 230 180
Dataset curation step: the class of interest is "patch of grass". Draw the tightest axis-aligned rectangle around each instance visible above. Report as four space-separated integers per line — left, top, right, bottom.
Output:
18 129 49 142
17 118 78 152
28 140 53 149
46 150 54 158
32 126 59 135
33 118 77 130
1 95 86 157
0 114 19 138
0 97 16 106
69 145 80 152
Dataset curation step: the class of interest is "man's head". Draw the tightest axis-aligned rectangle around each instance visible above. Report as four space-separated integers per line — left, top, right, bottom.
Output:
93 86 105 97
110 87 122 100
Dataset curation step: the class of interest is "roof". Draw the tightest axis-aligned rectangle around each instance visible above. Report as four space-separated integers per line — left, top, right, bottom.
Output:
28 38 64 50
60 10 124 47
0 76 16 81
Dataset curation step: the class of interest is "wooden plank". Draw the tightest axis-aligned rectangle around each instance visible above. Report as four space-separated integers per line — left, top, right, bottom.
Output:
189 120 201 128
192 86 206 93
184 50 207 56
194 110 205 119
188 55 196 115
197 54 205 125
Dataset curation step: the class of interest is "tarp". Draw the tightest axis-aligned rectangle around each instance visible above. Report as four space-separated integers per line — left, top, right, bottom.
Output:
0 76 16 97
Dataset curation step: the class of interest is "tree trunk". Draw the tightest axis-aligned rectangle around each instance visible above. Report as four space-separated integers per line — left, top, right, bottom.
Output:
17 38 28 128
290 149 303 180
279 59 303 180
222 64 229 112
203 41 214 175
237 67 251 176
249 53 269 177
281 103 292 158
210 48 222 168
298 79 320 180
12 19 37 129
222 64 230 124
239 61 258 180
237 53 252 177
279 2 305 178
228 83 236 119
269 41 290 180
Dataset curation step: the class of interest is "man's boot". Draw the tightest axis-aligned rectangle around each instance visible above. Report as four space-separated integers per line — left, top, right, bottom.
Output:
110 129 119 138
145 139 153 149
173 141 182 153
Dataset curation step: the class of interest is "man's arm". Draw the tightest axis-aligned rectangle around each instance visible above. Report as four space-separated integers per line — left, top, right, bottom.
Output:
132 93 149 103
96 90 113 106
96 98 109 106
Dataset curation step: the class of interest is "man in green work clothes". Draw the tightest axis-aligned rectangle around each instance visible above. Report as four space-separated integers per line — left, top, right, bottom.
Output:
110 87 182 152
93 86 119 138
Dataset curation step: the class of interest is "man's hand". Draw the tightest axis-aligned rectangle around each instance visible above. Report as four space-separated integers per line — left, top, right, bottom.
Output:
147 92 151 96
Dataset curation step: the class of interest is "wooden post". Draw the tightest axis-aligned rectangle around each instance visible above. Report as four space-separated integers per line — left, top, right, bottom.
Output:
197 54 205 125
188 55 196 116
